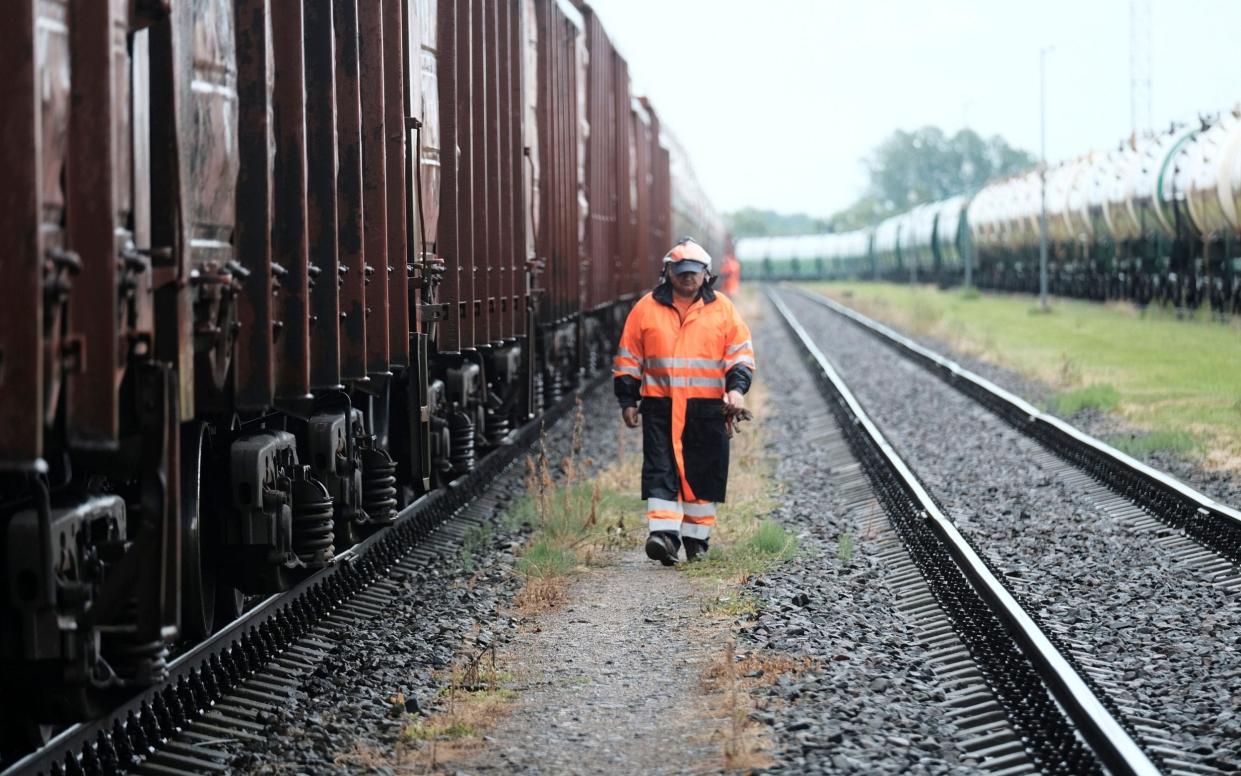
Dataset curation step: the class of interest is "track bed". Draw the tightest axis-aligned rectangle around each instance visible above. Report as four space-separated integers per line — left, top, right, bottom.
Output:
776 289 1241 773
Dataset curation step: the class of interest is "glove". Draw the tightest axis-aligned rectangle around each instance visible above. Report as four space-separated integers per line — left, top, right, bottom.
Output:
722 404 753 438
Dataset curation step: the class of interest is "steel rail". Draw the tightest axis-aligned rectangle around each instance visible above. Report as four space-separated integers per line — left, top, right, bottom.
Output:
788 286 1241 563
3 375 603 776
768 288 1160 776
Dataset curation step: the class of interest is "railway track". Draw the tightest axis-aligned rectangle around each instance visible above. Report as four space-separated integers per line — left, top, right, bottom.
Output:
2 381 600 776
773 285 1241 774
770 288 1167 775
785 286 1241 581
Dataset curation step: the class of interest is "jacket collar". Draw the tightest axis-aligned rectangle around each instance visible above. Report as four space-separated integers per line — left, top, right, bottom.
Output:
652 276 717 308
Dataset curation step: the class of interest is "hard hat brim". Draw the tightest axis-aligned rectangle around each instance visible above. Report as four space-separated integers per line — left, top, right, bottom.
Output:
669 259 708 275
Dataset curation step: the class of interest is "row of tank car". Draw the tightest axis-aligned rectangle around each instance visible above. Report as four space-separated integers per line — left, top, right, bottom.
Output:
739 109 1241 315
0 0 726 744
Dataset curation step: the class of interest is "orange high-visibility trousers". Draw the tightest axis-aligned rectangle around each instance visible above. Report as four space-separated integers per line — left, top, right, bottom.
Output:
645 496 716 540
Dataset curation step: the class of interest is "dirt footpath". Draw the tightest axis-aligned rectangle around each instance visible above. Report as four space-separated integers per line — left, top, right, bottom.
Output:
453 550 727 775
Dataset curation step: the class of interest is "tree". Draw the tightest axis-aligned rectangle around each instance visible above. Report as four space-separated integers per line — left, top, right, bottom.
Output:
826 195 887 232
863 127 1034 213
829 127 1034 228
724 208 831 239
727 127 1034 237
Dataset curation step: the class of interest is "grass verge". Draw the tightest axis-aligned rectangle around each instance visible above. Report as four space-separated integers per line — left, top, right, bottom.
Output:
501 396 648 590
809 281 1241 471
1053 383 1120 416
1108 429 1200 457
682 519 797 581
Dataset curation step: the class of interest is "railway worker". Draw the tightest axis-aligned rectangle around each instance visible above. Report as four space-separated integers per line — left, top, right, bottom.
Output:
612 238 756 565
721 253 742 296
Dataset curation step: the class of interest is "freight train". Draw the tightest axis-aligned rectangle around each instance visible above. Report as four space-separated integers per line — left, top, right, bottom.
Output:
0 0 726 748
738 111 1241 315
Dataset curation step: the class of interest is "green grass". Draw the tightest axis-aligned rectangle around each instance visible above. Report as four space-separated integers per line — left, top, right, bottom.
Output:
1108 430 1200 457
683 519 798 580
699 591 759 617
807 282 1241 470
503 447 648 581
459 522 494 572
1053 384 1120 416
402 718 477 741
837 532 855 565
514 539 578 578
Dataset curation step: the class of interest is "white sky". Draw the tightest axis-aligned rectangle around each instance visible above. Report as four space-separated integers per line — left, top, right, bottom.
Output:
586 0 1241 216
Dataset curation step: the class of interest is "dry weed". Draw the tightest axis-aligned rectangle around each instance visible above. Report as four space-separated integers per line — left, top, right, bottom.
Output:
513 576 569 614
333 740 411 771
394 649 519 772
700 647 814 694
697 640 815 772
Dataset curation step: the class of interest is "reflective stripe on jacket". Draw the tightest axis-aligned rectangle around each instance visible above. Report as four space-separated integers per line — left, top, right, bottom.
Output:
612 283 755 501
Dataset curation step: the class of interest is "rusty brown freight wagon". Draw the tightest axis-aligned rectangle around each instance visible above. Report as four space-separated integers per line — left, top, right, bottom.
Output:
0 0 725 756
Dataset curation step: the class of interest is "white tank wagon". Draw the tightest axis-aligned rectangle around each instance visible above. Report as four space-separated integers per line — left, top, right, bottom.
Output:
737 109 1241 315
773 108 1241 314
896 203 940 279
736 230 874 281
931 195 969 283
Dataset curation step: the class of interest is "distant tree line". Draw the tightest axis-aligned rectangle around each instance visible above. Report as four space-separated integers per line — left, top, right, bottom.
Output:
726 127 1035 238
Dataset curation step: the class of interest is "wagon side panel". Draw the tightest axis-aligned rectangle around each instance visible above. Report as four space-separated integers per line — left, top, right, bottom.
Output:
233 0 275 409
305 0 342 389
270 1 311 400
435 0 462 352
334 0 368 382
0 1 45 464
384 0 410 367
359 0 391 371
470 0 492 345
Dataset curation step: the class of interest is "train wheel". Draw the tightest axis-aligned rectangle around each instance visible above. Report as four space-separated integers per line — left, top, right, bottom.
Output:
180 422 217 642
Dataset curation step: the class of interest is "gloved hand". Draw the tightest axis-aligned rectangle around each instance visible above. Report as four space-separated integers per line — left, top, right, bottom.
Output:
722 391 753 437
622 406 640 428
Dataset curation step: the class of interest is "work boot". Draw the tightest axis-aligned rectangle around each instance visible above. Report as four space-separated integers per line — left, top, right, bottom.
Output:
644 531 680 567
683 537 709 562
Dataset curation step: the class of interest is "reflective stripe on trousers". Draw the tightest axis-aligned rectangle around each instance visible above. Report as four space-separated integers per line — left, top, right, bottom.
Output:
646 496 715 539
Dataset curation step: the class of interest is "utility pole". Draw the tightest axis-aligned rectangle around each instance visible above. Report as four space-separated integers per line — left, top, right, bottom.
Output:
1129 0 1153 138
1039 46 1052 312
963 210 973 289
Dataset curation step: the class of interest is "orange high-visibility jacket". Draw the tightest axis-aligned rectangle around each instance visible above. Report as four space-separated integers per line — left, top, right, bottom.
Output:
612 282 755 502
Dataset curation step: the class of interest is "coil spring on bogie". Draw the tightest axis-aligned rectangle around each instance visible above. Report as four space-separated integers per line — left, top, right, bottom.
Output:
532 373 545 415
106 639 170 686
543 370 562 406
361 448 398 524
484 407 510 446
290 470 335 565
100 599 170 686
448 410 476 473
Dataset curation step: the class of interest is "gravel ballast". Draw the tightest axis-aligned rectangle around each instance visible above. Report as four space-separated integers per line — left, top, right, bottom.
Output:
779 289 1241 772
220 386 630 773
730 299 986 774
820 289 1241 509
